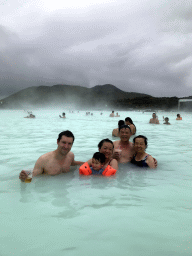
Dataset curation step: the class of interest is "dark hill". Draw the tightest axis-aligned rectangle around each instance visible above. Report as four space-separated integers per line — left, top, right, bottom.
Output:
0 84 150 109
1 83 190 110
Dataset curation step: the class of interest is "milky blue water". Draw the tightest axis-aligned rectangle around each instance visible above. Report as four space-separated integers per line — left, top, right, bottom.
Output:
0 109 192 256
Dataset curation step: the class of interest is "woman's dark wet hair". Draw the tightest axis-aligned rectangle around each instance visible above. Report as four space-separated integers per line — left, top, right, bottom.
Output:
177 114 180 117
58 130 75 142
125 117 133 124
92 152 106 164
133 135 148 148
125 117 136 133
98 138 114 149
118 120 125 128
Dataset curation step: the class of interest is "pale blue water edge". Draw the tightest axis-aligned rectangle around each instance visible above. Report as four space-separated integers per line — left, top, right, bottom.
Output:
0 109 192 256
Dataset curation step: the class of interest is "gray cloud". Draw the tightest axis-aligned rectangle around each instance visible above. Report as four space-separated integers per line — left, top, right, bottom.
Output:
0 0 192 98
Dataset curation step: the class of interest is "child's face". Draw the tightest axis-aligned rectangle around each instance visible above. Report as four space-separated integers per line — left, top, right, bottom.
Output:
92 158 103 171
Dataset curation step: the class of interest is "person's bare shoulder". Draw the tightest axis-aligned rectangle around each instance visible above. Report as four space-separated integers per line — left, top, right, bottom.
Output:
39 151 54 161
32 151 54 176
112 128 119 137
68 151 74 159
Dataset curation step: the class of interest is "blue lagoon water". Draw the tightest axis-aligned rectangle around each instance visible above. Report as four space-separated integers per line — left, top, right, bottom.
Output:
0 109 192 256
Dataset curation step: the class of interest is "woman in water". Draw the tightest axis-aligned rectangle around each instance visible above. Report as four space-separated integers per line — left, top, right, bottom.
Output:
131 135 156 169
87 138 118 170
125 117 136 135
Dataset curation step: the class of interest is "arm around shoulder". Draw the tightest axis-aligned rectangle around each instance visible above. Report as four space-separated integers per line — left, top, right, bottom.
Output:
71 152 85 166
110 159 118 171
85 159 92 166
146 155 157 169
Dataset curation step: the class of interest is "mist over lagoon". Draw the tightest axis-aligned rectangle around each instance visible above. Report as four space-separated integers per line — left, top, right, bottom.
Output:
0 84 192 112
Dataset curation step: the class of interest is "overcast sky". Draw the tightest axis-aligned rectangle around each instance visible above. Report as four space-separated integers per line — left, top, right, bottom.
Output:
0 0 192 98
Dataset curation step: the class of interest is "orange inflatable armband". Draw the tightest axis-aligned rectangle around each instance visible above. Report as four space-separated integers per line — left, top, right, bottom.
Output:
79 162 92 175
102 165 117 176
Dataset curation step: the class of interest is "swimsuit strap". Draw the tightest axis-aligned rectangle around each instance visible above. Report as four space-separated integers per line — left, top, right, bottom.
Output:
134 154 150 160
108 158 113 165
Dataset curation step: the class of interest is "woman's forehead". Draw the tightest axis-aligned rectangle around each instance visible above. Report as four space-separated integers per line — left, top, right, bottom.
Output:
102 142 113 148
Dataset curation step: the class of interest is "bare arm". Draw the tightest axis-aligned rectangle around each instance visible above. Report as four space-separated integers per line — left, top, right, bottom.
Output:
86 159 92 166
112 129 118 137
71 160 84 166
146 155 157 169
32 156 45 176
19 156 44 181
110 159 118 170
71 153 84 166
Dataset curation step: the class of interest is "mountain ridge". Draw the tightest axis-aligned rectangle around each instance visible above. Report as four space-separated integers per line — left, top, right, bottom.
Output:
0 84 149 109
0 84 191 110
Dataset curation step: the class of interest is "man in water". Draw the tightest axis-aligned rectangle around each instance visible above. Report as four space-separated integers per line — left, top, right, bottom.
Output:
19 130 84 181
176 114 182 120
149 113 159 124
113 125 157 165
113 125 134 163
109 111 115 117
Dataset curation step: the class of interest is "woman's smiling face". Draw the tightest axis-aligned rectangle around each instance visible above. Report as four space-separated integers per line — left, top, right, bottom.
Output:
134 138 146 153
99 142 113 160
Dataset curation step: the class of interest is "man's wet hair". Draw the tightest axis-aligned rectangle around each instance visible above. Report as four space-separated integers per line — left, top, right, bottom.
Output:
133 135 148 148
92 152 106 164
58 130 75 142
118 120 125 128
125 117 133 124
165 117 169 121
98 138 114 149
119 124 131 132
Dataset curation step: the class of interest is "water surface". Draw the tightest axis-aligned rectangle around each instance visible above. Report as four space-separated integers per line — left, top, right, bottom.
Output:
0 109 191 256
